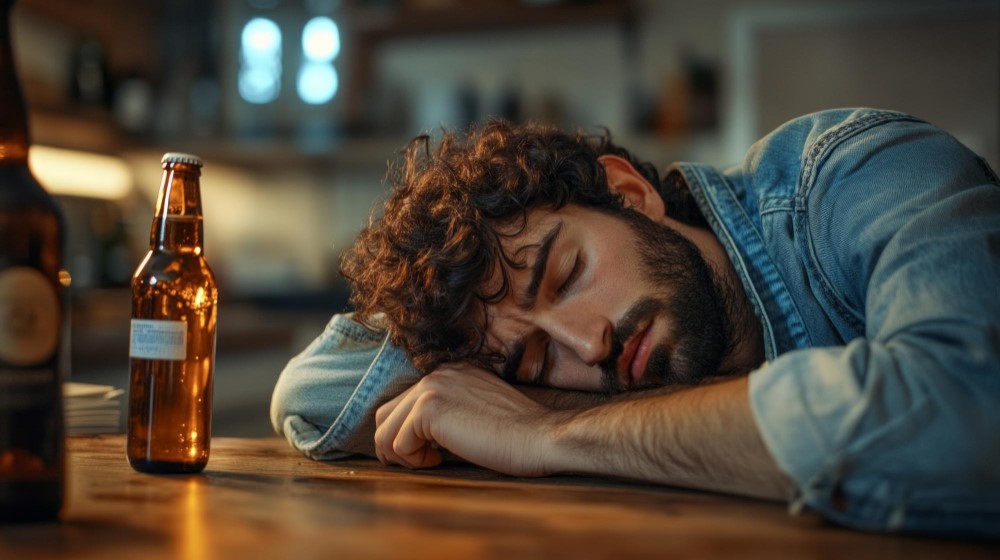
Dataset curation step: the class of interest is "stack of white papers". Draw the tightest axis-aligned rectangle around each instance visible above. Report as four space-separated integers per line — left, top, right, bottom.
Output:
64 382 124 435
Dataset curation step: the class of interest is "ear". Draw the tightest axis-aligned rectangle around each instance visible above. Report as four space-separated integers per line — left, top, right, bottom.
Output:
598 154 665 221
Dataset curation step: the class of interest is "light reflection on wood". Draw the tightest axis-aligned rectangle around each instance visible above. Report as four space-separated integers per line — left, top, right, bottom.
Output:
182 478 206 560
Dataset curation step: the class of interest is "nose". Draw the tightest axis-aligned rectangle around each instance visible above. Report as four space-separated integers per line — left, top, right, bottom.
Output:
541 309 612 367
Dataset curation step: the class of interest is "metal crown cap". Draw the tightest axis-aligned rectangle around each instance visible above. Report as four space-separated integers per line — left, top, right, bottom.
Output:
161 152 203 167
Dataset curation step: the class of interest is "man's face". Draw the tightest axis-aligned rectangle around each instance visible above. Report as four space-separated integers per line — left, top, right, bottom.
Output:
485 204 732 394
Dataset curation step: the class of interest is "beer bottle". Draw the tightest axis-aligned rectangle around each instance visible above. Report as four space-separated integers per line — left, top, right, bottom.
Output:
127 153 217 474
0 0 67 523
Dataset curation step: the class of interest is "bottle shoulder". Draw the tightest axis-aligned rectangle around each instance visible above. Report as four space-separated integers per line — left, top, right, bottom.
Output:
132 251 218 289
0 167 65 270
0 165 62 214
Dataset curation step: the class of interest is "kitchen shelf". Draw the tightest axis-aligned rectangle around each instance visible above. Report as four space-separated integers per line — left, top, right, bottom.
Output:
346 1 636 40
340 0 638 131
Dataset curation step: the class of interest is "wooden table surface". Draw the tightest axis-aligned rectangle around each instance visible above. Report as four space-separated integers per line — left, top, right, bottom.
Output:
0 436 995 559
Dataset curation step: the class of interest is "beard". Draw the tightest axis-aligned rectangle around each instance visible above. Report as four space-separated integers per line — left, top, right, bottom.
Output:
595 209 737 394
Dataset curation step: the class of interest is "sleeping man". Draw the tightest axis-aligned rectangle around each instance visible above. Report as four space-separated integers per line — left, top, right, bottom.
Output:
271 108 1000 537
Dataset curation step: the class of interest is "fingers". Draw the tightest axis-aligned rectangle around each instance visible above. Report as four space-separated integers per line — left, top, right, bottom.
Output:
374 388 403 426
392 396 443 467
374 366 557 477
375 389 414 466
374 366 503 471
374 384 443 469
374 391 400 440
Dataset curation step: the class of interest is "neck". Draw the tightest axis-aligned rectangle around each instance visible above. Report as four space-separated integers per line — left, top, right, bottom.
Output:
0 0 29 164
715 261 765 375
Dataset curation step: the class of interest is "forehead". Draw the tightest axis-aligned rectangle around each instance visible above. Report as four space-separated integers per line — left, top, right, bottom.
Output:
500 208 561 251
478 206 558 339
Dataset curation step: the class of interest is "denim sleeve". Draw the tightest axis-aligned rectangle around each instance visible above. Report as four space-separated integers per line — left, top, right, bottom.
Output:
270 313 420 460
748 114 1000 537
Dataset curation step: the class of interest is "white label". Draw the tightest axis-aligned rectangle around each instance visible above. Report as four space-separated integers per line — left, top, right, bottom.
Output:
0 267 60 365
130 319 187 360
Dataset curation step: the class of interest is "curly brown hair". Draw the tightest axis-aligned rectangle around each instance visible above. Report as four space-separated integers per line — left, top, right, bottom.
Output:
340 119 705 374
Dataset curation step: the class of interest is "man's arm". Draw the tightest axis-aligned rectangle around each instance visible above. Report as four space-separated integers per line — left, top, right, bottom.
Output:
550 375 792 499
730 110 1000 537
373 364 793 501
516 385 610 410
270 313 616 460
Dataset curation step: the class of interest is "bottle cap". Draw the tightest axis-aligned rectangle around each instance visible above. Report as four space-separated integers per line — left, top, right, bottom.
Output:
161 152 203 167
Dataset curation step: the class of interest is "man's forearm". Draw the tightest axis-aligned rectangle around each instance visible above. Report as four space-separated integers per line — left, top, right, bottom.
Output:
544 376 793 501
517 386 610 410
519 381 694 410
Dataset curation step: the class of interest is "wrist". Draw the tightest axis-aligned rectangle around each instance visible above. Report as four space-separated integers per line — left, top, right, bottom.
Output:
538 408 596 476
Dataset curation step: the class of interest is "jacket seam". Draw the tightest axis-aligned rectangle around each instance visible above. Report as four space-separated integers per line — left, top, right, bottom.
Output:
796 111 924 334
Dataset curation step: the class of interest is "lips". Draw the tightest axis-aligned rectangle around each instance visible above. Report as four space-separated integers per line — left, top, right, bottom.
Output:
617 320 653 388
630 322 655 384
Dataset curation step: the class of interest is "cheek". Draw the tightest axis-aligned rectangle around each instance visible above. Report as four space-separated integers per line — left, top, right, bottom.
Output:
589 239 644 299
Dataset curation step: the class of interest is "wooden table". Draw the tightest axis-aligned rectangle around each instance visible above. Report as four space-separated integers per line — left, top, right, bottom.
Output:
0 436 995 559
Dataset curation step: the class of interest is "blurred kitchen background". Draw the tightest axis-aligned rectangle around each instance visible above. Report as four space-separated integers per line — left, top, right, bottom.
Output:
13 0 999 437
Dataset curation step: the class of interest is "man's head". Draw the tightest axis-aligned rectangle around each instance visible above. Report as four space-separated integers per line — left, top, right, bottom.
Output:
342 119 741 392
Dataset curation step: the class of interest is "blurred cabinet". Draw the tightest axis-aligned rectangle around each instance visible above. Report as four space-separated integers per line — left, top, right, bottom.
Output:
13 0 637 166
15 0 157 151
338 0 636 132
220 0 637 147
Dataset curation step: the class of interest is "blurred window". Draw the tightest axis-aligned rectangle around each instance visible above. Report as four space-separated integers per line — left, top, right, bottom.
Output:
239 17 282 104
302 16 339 62
298 16 339 104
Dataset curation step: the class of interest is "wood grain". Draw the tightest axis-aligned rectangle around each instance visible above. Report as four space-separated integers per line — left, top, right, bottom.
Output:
0 436 994 559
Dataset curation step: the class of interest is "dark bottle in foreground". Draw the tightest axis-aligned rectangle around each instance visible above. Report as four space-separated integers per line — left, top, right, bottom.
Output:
127 153 217 474
0 0 66 523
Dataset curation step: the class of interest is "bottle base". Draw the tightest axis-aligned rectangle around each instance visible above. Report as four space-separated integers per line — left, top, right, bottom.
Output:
127 457 207 474
0 480 62 523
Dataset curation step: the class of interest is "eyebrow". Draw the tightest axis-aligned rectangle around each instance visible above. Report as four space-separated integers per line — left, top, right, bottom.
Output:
518 222 563 311
498 220 562 383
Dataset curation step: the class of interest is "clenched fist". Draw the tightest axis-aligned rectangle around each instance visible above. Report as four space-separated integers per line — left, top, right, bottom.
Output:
374 364 568 477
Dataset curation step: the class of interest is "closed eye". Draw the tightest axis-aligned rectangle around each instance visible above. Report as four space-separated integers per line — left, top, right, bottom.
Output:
535 337 554 385
557 253 583 297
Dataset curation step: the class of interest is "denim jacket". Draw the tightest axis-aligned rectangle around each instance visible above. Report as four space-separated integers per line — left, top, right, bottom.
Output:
271 109 1000 537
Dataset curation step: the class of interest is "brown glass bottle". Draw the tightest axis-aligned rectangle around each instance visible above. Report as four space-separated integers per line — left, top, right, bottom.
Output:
0 0 66 523
127 153 217 474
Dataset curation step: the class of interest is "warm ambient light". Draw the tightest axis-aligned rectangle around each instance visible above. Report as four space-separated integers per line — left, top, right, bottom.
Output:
29 145 132 200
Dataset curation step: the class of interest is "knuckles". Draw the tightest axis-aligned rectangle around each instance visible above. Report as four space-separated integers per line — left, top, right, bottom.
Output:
412 386 447 417
421 370 454 388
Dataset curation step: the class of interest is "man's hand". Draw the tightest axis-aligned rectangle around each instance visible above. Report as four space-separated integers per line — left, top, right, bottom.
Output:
374 364 564 477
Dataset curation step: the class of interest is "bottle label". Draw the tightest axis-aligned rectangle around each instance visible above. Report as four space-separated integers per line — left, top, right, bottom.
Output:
130 319 187 361
0 267 60 366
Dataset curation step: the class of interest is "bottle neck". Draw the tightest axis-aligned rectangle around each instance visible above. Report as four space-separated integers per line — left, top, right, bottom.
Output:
0 1 30 165
150 163 205 253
